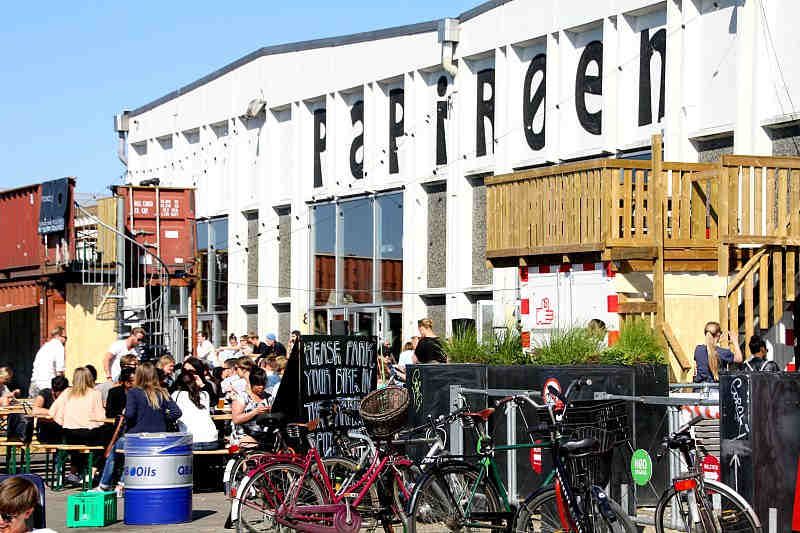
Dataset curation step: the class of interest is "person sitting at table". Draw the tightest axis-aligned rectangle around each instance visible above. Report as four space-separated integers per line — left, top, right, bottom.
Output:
231 368 271 448
221 357 252 400
171 371 219 450
49 367 105 486
105 368 135 420
180 357 218 405
0 476 57 533
0 367 20 407
94 362 182 493
31 375 69 444
96 354 137 408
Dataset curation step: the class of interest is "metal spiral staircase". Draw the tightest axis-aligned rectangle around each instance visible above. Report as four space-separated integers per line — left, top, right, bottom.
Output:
72 201 170 357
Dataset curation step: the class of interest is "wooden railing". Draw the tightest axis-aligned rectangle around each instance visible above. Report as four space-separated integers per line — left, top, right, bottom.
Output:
486 159 719 259
723 245 798 356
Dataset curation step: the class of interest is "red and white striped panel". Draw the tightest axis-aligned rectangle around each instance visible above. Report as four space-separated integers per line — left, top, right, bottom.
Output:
681 405 720 420
525 262 605 274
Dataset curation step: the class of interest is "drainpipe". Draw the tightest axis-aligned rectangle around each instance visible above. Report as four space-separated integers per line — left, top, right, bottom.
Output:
438 18 460 78
114 111 131 166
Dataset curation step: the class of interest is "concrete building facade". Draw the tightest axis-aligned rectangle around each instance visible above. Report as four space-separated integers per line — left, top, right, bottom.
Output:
119 0 800 349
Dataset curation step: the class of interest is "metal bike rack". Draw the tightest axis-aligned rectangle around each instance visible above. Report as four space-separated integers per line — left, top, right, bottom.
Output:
449 385 544 505
594 390 720 531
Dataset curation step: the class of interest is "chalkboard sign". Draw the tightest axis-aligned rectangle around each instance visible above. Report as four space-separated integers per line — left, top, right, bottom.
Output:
300 335 378 454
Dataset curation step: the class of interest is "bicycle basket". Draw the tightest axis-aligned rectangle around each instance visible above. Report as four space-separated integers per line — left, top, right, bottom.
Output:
359 386 409 438
563 426 616 491
560 400 629 446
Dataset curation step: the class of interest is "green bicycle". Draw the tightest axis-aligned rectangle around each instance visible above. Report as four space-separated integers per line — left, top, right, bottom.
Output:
406 377 636 533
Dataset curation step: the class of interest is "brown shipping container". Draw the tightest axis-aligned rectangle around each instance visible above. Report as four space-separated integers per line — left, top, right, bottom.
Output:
0 179 75 273
116 186 196 274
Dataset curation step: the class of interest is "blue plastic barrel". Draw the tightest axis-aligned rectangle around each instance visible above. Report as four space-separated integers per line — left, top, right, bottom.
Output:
123 432 193 525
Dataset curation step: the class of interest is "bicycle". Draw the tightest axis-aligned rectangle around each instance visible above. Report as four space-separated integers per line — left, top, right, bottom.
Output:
653 414 761 532
406 377 636 533
231 416 427 532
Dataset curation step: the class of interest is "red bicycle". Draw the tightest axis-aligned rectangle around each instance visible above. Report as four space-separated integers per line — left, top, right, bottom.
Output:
231 415 445 533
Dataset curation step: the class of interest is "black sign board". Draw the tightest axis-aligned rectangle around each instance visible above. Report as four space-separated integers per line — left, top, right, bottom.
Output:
38 178 69 234
299 335 377 454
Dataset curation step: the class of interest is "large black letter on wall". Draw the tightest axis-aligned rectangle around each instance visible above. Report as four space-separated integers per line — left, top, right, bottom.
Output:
476 69 495 157
313 108 326 188
523 54 546 151
389 88 404 174
436 76 448 165
575 41 603 135
350 100 364 179
638 28 666 127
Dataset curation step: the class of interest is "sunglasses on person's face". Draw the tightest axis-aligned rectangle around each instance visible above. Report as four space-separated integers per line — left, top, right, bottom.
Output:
0 511 19 524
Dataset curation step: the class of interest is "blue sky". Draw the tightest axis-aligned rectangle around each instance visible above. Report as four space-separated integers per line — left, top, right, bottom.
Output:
0 1 478 196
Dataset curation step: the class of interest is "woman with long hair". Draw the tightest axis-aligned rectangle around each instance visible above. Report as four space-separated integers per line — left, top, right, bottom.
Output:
49 367 105 485
180 357 218 404
694 321 744 382
172 371 219 450
94 362 182 492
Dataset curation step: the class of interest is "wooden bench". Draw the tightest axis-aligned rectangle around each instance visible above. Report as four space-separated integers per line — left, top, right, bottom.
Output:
0 437 32 475
31 444 105 491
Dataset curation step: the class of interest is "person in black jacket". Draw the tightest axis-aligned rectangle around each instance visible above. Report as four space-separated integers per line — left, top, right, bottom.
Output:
744 335 780 372
414 318 447 364
105 367 135 420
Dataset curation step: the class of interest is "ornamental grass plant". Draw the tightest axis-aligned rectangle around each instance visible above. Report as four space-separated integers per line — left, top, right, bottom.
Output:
440 318 666 366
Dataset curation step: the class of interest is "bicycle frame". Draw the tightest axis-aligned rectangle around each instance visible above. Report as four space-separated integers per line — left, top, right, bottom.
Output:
235 436 414 533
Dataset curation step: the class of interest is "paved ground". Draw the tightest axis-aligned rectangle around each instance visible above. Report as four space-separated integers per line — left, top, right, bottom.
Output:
45 486 232 532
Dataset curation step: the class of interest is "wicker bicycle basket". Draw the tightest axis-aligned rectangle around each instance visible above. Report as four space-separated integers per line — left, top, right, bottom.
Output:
563 426 616 492
359 386 409 438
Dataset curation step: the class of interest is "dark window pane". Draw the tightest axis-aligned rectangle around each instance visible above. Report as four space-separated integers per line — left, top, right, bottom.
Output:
342 197 373 304
214 250 228 311
314 204 336 306
211 217 228 250
196 222 208 251
377 193 403 302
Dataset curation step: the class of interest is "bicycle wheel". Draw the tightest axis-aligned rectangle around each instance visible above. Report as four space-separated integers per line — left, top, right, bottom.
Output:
226 451 267 498
391 462 422 522
236 462 326 533
654 479 761 533
406 461 504 533
515 488 636 533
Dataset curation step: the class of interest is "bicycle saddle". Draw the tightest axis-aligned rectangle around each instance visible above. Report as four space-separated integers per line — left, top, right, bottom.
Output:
464 408 495 422
288 419 320 431
562 437 599 455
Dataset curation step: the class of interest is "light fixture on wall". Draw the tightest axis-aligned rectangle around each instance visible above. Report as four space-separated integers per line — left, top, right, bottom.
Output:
244 98 266 119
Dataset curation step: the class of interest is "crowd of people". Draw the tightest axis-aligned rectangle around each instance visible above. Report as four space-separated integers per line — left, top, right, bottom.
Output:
1 317 448 505
11 326 299 495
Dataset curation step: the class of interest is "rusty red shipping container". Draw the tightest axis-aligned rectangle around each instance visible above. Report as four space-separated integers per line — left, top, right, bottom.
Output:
115 186 196 275
0 179 76 274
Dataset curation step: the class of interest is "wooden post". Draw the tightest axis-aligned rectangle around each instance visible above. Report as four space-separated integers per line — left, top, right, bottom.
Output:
718 158 730 332
652 135 665 329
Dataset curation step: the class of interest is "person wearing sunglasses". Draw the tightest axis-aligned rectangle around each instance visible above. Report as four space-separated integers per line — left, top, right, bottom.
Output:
0 476 56 532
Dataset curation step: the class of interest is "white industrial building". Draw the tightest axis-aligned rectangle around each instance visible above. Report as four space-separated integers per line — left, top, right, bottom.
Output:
117 0 800 352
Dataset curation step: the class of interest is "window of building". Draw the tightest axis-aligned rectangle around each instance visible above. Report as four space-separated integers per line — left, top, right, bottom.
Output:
313 203 336 306
377 193 403 302
311 191 404 340
341 197 374 304
196 216 229 346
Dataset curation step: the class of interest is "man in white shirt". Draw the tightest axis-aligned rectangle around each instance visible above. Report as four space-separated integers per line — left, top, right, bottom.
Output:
28 326 67 397
103 327 145 381
196 331 215 364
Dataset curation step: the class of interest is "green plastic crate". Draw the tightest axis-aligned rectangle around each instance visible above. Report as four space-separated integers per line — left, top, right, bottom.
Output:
66 491 116 528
